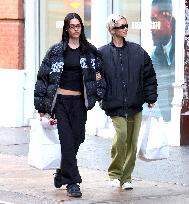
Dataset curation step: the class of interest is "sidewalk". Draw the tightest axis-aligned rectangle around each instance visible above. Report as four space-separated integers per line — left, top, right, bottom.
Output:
0 127 189 203
0 153 189 204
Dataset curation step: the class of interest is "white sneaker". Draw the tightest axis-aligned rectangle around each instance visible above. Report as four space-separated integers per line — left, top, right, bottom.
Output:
109 179 121 188
122 182 133 190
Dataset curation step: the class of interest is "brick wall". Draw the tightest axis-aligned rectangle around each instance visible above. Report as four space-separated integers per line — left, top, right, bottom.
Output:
0 0 24 69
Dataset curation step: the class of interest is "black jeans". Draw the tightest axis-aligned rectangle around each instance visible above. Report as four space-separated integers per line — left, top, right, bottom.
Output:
55 94 87 184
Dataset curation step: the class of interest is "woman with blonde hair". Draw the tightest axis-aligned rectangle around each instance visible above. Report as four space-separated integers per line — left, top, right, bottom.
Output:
99 14 157 190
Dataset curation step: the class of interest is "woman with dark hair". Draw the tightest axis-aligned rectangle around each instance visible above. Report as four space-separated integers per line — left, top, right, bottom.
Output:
34 13 106 197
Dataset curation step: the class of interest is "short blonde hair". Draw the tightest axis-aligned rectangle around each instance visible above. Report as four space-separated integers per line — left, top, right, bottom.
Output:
106 14 126 34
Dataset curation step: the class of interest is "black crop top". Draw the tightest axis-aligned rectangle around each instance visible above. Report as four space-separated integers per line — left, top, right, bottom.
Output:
59 45 83 92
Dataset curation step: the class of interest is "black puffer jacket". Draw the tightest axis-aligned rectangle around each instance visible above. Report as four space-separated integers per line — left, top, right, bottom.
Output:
99 41 158 117
34 41 106 115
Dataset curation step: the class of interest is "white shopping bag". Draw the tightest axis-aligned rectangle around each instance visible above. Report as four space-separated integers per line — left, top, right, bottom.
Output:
28 117 61 169
137 114 149 156
138 111 169 160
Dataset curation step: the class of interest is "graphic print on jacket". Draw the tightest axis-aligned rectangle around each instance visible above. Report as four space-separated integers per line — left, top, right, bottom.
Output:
50 62 64 74
80 57 97 108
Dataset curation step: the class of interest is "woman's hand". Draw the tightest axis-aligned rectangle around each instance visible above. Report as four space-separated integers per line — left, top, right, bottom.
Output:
96 72 102 81
49 118 57 125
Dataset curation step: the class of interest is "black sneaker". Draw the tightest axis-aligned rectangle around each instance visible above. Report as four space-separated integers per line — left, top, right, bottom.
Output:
66 184 82 197
53 169 63 188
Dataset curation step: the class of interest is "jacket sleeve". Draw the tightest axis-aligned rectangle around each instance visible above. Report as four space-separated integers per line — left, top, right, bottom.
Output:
143 50 158 104
96 51 106 101
34 51 51 113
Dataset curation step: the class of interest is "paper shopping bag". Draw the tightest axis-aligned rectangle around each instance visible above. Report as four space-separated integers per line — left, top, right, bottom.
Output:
28 118 61 169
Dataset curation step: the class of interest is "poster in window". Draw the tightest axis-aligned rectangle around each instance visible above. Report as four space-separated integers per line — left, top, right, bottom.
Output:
141 0 176 122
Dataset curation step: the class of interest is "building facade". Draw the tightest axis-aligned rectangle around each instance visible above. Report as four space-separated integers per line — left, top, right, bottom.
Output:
0 0 187 146
0 0 24 126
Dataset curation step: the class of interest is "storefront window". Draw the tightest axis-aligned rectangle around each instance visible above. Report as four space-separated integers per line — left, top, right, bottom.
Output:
39 0 177 124
117 0 176 123
39 0 91 61
142 0 176 123
116 0 141 44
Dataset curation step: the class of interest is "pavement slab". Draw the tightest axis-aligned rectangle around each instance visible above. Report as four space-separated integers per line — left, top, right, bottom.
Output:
0 153 189 204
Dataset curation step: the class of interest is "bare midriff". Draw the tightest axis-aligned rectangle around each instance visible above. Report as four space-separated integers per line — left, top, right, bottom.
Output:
57 88 82 96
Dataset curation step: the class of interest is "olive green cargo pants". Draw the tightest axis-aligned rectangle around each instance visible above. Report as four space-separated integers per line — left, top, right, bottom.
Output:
108 112 142 185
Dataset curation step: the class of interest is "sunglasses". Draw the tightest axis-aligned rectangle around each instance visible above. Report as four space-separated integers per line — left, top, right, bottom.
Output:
114 24 128 30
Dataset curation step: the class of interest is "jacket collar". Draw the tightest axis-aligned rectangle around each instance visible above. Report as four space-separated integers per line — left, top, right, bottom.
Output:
109 38 127 48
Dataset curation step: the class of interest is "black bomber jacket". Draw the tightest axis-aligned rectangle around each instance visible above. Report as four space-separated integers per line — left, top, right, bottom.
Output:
34 41 106 115
99 41 158 117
